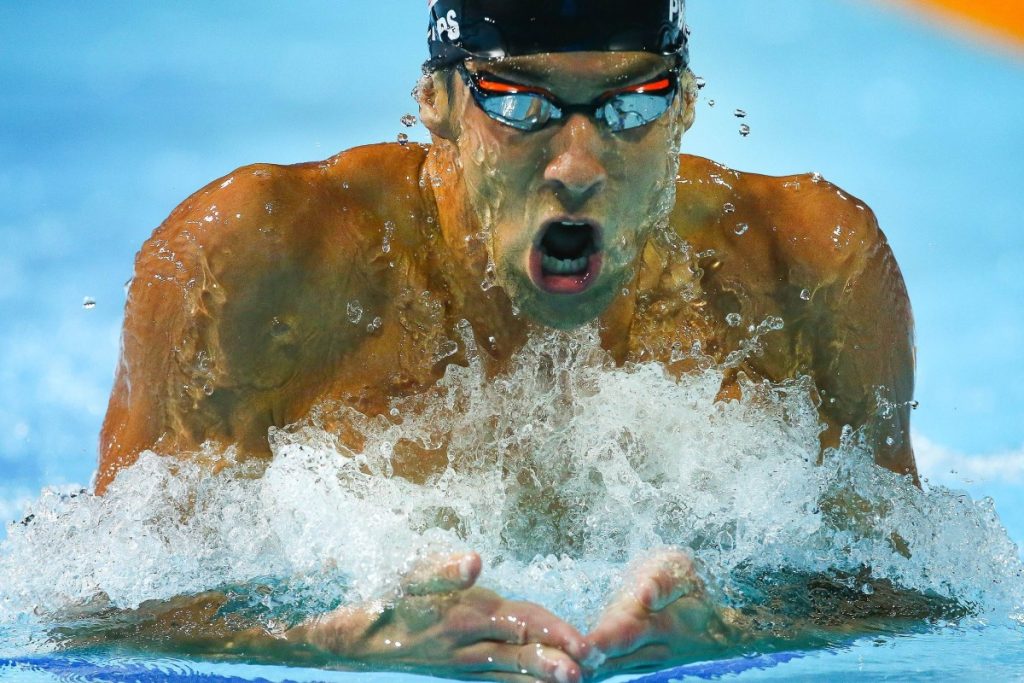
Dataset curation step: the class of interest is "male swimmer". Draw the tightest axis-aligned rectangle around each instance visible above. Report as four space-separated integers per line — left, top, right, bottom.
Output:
95 1 916 680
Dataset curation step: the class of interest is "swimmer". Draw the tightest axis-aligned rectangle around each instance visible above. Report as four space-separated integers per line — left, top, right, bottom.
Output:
94 1 917 680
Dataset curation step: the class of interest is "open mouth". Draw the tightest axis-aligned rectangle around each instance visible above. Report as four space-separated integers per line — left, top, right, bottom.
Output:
529 219 603 295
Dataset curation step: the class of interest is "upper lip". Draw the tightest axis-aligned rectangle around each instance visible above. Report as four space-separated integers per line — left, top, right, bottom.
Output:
534 216 605 251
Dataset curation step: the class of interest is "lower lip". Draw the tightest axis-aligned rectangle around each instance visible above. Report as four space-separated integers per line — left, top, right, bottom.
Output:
529 248 603 295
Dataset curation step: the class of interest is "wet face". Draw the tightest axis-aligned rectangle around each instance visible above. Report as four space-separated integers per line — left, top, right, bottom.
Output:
432 52 694 329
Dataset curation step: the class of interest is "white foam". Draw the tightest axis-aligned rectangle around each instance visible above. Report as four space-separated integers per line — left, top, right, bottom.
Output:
1 325 1021 648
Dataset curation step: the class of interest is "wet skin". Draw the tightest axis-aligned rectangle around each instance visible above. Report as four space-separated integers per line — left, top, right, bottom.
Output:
97 53 917 680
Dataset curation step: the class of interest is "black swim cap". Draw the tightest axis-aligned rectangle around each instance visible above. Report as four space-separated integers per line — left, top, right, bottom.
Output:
426 0 688 70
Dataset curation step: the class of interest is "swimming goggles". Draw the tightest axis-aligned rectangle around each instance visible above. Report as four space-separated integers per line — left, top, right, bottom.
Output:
456 62 680 134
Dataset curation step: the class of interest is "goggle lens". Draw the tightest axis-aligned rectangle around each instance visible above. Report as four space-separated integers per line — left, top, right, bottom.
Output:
460 65 677 134
600 93 674 132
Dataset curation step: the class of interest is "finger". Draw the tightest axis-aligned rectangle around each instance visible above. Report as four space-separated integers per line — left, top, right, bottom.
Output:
455 642 583 683
402 552 481 596
481 600 591 664
586 608 650 659
627 549 702 612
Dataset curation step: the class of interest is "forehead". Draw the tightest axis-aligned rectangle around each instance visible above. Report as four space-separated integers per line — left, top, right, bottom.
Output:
469 52 671 94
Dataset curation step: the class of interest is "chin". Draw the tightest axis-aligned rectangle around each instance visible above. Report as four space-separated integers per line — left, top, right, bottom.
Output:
506 269 620 331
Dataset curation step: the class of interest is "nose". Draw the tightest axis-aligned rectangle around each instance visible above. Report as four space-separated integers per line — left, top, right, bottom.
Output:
542 115 607 209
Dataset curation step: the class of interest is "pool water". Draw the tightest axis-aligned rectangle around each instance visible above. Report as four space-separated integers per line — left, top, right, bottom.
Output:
2 0 1023 680
4 626 1024 681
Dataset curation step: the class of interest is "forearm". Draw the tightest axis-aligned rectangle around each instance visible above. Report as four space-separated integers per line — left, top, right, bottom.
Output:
50 592 334 667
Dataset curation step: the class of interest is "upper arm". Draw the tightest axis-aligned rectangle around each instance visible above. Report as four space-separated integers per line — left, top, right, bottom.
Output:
97 165 361 492
787 190 917 478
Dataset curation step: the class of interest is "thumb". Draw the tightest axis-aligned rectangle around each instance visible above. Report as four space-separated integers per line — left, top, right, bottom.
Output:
402 551 482 596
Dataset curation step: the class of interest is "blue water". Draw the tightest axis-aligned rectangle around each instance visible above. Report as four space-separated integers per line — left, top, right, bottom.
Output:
4 626 1024 681
1 0 1022 679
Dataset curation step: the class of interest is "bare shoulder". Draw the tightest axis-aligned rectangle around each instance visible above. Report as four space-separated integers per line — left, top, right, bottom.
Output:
674 154 893 289
673 155 916 476
100 143 431 487
138 143 430 284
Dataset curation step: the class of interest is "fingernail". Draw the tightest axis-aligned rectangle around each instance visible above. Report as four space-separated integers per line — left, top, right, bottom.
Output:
458 554 474 582
554 661 573 683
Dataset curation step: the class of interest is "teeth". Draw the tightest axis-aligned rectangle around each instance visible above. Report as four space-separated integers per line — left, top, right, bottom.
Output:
541 254 589 275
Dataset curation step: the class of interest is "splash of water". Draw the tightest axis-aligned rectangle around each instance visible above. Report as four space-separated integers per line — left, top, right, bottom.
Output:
1 326 1021 652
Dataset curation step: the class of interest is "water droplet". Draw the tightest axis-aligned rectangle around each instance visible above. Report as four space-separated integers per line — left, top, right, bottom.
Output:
734 223 749 236
397 133 409 145
811 172 823 183
434 339 460 363
346 300 363 324
400 113 417 127
82 297 96 310
734 109 747 118
726 312 743 327
739 124 751 137
695 76 707 90
910 400 920 409
800 289 811 301
708 99 716 107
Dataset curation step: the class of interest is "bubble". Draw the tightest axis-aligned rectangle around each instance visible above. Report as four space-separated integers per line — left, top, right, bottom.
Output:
346 300 363 324
723 202 736 214
734 109 747 118
708 99 716 107
366 316 383 333
695 76 707 90
726 312 743 327
397 133 409 146
433 339 460 364
739 124 751 137
382 221 396 254
734 223 749 236
82 297 96 310
400 114 417 128
800 289 812 301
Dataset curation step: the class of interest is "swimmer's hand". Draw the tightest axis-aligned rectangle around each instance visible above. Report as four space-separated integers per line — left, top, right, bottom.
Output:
289 552 591 683
585 548 740 678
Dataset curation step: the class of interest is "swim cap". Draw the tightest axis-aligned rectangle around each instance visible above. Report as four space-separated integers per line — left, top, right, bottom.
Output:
426 0 688 70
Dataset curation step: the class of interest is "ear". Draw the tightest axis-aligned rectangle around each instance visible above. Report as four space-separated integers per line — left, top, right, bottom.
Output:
679 70 697 133
417 71 456 141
